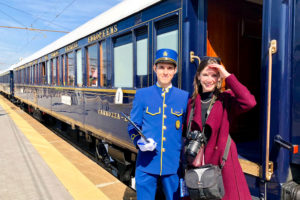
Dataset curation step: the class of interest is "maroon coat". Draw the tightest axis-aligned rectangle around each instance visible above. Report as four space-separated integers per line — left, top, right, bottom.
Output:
186 74 256 200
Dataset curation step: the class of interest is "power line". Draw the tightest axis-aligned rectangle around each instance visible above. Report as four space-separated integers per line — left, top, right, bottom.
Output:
49 0 77 23
16 0 76 54
0 8 26 27
0 2 70 31
0 25 69 33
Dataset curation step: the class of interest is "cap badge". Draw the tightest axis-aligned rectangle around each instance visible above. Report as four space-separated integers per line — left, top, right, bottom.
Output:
163 51 168 56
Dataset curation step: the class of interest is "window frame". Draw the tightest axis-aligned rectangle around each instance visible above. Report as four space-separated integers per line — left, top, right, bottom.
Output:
112 32 134 88
86 43 99 87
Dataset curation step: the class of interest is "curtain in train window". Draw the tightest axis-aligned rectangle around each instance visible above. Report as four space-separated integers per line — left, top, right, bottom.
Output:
136 27 148 88
76 50 83 87
114 33 133 88
61 55 65 86
41 63 46 85
86 44 98 87
100 41 107 87
57 58 60 85
47 61 51 85
52 58 57 85
67 52 75 86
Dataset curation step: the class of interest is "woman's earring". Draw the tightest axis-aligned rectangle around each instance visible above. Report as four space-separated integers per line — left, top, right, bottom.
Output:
217 80 222 89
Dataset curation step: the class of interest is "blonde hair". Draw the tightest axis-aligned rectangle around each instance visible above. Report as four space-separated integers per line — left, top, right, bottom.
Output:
191 58 222 102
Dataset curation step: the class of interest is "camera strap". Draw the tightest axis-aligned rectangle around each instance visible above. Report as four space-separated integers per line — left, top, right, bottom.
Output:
186 106 194 135
220 135 231 169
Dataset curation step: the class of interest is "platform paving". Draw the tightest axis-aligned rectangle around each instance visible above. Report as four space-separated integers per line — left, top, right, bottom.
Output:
0 104 73 200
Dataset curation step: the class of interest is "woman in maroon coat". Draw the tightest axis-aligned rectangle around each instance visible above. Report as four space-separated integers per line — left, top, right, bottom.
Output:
185 57 256 200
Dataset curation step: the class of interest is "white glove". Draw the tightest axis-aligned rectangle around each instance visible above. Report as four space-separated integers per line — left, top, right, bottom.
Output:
137 137 157 152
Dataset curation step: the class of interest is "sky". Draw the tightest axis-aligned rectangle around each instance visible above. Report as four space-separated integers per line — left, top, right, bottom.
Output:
0 0 122 72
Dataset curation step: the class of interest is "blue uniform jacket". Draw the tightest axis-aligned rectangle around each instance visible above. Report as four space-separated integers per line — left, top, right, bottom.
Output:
128 84 189 175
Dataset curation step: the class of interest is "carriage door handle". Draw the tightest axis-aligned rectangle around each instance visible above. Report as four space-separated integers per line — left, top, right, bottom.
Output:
190 51 201 68
265 39 277 181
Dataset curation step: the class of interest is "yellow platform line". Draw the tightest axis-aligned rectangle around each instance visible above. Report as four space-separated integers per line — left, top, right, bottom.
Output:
0 97 109 200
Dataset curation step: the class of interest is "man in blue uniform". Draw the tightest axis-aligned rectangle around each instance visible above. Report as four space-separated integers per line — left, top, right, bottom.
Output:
128 48 189 200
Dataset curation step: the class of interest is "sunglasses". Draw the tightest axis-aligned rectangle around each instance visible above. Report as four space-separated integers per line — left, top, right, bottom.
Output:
200 56 221 64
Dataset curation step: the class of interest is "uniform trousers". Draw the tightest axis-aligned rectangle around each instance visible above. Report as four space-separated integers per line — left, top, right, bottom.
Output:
135 169 180 200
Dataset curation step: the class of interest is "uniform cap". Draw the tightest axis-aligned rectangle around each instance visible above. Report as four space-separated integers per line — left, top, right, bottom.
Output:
154 48 177 66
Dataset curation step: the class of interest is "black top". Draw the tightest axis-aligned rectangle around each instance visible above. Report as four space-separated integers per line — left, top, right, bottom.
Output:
201 92 213 128
200 92 213 142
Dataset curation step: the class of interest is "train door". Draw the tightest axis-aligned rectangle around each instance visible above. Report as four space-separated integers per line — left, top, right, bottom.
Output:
205 0 263 198
206 0 298 199
183 0 264 197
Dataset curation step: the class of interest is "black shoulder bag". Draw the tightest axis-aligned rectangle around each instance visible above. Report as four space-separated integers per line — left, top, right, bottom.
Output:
184 135 232 199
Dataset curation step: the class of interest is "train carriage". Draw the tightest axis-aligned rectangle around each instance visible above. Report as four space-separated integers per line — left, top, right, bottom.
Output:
1 0 300 199
0 70 14 98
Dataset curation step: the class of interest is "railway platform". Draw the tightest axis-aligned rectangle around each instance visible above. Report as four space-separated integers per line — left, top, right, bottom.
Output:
0 95 136 200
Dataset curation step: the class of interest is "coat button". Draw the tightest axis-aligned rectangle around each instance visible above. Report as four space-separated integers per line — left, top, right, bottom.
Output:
163 126 166 130
163 137 166 141
163 115 167 119
214 146 218 150
163 104 167 108
162 148 165 152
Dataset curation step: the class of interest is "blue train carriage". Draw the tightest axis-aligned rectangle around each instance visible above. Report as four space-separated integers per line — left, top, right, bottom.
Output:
0 69 14 98
8 0 300 199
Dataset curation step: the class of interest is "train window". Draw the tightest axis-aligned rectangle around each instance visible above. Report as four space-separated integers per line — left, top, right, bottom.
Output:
37 64 40 84
76 49 83 87
156 16 178 52
136 27 148 88
52 58 57 85
25 68 28 84
47 61 50 85
67 52 75 86
100 41 107 87
27 67 29 84
32 66 34 84
29 68 31 84
21 69 23 84
26 67 31 84
86 44 98 87
21 70 23 84
114 33 133 88
155 16 179 86
33 65 36 84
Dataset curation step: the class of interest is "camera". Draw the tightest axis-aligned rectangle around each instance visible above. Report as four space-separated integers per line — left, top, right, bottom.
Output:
185 130 206 158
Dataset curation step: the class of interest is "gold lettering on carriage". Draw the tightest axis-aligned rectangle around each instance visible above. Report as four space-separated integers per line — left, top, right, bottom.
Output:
88 25 118 43
65 42 78 52
97 109 121 119
51 51 59 57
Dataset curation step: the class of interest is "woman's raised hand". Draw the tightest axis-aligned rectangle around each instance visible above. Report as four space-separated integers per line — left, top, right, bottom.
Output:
207 64 231 79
